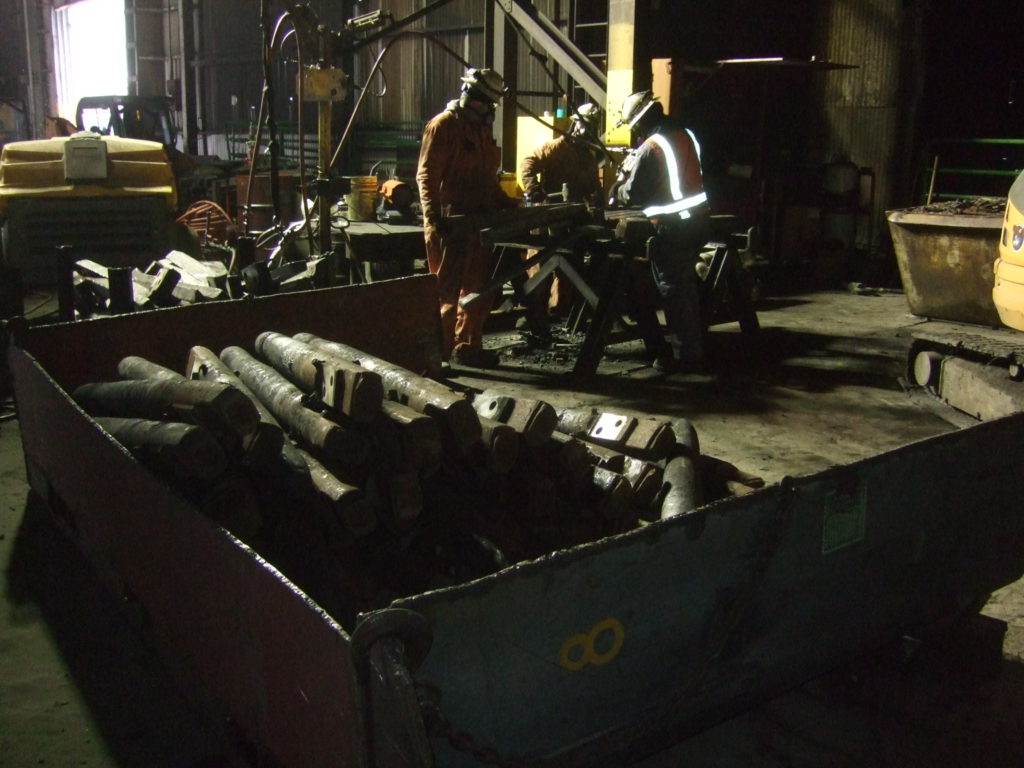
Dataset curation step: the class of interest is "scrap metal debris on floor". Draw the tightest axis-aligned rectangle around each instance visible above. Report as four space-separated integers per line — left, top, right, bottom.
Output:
906 197 1008 216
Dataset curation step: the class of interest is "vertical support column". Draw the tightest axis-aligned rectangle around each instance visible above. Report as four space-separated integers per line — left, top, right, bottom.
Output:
125 0 139 95
606 0 649 147
179 0 199 154
20 0 36 136
317 24 335 278
488 3 518 170
500 18 518 173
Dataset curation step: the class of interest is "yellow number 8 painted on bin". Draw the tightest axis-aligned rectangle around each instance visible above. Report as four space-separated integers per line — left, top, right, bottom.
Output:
558 617 626 671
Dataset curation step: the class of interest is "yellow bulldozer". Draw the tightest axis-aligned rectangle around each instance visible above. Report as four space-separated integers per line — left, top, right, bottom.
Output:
993 168 1024 330
0 131 177 319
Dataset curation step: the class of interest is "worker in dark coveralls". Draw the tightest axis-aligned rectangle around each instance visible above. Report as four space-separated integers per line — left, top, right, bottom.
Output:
518 103 604 330
609 90 710 372
416 67 519 369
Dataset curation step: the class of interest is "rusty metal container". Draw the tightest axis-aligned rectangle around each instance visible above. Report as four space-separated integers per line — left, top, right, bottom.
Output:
8 275 1024 767
887 208 1003 326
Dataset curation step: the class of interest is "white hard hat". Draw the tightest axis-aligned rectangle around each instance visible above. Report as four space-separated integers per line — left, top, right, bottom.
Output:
460 67 508 103
571 103 603 136
616 90 660 129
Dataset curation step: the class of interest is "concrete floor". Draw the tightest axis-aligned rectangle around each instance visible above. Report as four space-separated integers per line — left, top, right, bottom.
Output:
2 287 1024 766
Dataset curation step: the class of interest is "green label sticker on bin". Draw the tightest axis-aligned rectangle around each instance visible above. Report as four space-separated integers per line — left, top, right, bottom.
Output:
822 485 867 554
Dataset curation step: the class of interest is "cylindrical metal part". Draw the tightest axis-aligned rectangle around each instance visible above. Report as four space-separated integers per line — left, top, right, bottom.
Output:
288 442 377 537
555 406 599 437
256 331 384 423
474 389 557 447
220 345 367 465
545 431 594 490
118 355 184 382
591 466 634 522
660 454 701 520
294 333 481 453
621 456 664 510
73 378 260 447
186 345 285 470
94 416 227 483
914 350 944 389
573 439 627 472
380 400 443 477
669 417 700 456
479 416 520 475
622 419 675 460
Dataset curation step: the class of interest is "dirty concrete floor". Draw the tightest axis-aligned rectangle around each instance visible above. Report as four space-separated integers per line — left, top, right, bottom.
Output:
2 288 1024 766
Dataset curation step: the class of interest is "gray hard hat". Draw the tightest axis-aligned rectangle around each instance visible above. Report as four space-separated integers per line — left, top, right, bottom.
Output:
460 67 508 103
571 103 603 136
616 90 660 129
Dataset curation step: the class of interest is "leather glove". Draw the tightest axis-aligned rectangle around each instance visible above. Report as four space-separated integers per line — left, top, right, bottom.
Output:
525 189 546 204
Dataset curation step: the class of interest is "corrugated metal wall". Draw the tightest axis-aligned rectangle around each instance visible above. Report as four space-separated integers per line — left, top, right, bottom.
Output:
353 0 488 126
511 0 579 120
812 0 906 248
345 1 579 175
350 1 579 124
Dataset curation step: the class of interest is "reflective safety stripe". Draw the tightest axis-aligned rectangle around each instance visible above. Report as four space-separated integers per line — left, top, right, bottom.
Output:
687 128 702 161
643 190 709 218
642 132 707 219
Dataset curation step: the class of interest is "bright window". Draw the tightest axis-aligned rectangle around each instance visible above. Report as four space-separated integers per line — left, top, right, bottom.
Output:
52 0 128 123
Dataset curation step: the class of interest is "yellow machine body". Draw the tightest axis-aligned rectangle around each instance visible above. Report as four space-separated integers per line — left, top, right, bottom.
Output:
0 133 176 212
0 134 177 287
993 169 1024 331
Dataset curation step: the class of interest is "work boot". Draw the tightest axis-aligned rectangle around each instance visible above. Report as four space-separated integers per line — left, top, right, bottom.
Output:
451 343 500 369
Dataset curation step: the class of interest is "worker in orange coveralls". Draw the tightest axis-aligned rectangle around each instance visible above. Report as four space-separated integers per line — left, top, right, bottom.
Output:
416 67 519 369
518 103 604 336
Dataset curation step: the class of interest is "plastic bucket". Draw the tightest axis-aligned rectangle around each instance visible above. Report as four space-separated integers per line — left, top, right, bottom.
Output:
345 176 379 221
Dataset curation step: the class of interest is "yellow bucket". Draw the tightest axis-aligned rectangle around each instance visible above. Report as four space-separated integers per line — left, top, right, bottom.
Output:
345 176 379 221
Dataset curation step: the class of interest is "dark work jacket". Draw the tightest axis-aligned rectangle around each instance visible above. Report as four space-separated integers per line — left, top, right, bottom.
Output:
617 118 708 224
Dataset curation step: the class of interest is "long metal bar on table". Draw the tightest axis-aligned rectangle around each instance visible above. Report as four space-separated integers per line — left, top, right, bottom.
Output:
446 203 588 245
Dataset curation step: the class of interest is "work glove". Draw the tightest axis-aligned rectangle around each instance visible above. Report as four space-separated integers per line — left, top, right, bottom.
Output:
525 189 546 204
607 180 625 208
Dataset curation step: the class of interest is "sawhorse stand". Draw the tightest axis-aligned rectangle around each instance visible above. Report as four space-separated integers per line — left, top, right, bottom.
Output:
572 226 760 376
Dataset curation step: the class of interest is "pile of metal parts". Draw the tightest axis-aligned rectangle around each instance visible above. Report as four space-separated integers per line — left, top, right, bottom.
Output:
65 247 328 319
70 331 763 625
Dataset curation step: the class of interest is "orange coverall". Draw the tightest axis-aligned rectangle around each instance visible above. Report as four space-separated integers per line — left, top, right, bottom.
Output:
416 102 515 358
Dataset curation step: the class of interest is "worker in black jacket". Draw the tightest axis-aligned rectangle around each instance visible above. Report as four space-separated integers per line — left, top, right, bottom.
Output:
610 90 710 372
